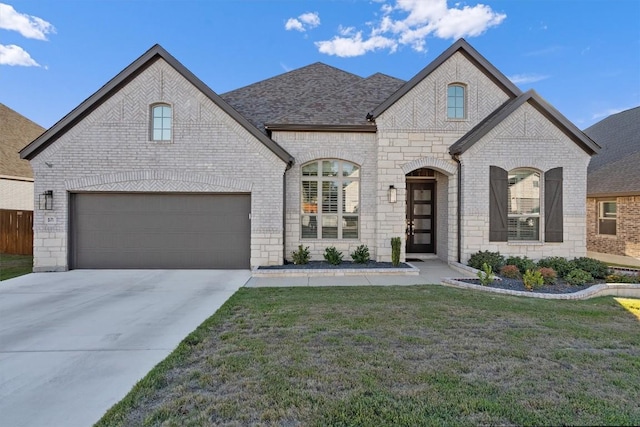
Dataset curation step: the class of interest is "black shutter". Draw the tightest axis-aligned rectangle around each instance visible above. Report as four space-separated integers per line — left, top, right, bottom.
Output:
544 167 563 242
489 166 508 242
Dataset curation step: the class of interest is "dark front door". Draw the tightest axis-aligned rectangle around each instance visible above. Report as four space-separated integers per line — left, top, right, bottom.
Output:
406 182 435 253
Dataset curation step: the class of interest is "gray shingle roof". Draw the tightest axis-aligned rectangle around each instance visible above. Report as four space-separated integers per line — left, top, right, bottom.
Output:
585 106 640 196
0 103 44 178
221 64 404 130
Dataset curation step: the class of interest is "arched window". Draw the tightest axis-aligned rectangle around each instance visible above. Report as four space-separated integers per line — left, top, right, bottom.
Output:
447 84 466 119
301 159 360 239
151 104 172 141
508 169 540 240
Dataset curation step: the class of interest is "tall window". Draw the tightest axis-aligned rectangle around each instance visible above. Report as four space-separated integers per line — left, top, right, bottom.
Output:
598 201 616 235
151 104 172 141
447 84 465 119
301 160 359 239
508 169 540 240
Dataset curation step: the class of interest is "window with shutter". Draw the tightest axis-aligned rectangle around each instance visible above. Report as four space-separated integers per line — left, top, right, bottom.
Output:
489 166 508 241
544 167 563 242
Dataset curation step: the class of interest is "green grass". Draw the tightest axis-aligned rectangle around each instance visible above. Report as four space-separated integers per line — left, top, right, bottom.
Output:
0 253 33 281
96 286 640 426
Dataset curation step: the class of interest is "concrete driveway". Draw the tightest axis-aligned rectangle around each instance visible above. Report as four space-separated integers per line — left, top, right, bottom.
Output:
0 269 250 427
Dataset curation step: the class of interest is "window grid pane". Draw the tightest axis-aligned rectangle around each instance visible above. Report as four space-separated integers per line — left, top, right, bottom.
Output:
152 105 172 141
508 170 540 241
447 85 465 119
300 160 359 239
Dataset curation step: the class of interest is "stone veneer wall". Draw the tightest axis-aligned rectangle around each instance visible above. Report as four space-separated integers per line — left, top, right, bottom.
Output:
373 51 511 263
30 59 286 271
274 131 378 261
459 102 591 264
587 196 640 259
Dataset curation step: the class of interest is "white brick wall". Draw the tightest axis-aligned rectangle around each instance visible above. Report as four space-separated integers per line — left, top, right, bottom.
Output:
0 178 34 210
30 59 287 271
459 102 591 263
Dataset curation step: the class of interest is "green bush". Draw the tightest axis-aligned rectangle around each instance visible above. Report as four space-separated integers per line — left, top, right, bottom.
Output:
565 269 593 286
537 257 573 278
538 267 557 285
324 246 343 265
351 245 370 264
522 269 544 291
505 256 537 274
477 263 495 286
468 251 505 272
605 273 640 284
391 237 401 267
499 264 521 279
291 245 310 265
570 257 610 279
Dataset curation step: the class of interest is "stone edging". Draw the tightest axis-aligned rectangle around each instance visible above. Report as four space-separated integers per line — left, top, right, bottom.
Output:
252 264 420 278
443 262 640 300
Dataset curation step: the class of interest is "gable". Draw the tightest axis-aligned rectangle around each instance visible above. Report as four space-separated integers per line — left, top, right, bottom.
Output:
20 45 292 165
370 38 520 131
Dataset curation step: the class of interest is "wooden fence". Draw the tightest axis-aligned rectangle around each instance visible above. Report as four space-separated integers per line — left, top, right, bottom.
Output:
0 209 34 255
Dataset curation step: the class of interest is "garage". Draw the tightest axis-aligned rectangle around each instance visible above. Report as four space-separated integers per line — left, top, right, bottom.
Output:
70 193 251 269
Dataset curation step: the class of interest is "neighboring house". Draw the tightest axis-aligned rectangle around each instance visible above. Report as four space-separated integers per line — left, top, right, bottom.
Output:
584 106 640 260
20 39 599 271
0 103 44 255
0 103 43 210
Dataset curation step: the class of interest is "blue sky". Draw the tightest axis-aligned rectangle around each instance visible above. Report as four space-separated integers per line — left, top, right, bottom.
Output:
1 0 639 130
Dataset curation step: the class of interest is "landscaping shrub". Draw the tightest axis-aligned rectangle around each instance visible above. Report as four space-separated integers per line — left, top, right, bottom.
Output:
291 245 310 265
537 256 573 278
605 273 640 284
477 263 495 286
499 264 521 279
391 237 401 267
570 257 610 279
522 269 544 291
324 246 343 265
505 256 537 274
468 251 505 272
565 269 593 286
351 245 370 264
538 267 557 285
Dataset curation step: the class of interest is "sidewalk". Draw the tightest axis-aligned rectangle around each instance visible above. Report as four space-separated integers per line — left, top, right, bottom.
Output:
244 259 471 287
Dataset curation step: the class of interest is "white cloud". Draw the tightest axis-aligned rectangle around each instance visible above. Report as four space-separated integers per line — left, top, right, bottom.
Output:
0 3 55 40
508 73 550 84
0 44 40 66
315 32 397 57
314 0 505 57
285 11 320 32
591 107 630 121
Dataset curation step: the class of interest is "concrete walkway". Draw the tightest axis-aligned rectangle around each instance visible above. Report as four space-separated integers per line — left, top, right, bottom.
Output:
245 259 471 287
0 269 250 427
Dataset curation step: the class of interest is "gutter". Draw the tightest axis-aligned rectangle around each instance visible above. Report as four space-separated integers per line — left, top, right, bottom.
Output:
283 158 294 264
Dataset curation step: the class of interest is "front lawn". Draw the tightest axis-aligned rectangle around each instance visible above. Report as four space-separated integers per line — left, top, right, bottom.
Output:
97 286 640 426
0 253 33 281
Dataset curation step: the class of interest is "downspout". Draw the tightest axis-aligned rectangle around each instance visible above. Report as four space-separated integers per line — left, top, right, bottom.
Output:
283 158 294 264
452 153 462 263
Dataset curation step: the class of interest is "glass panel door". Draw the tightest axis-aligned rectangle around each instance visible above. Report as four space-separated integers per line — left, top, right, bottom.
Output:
406 182 435 253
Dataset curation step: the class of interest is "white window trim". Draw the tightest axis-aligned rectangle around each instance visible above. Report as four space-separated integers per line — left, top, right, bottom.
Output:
300 159 360 240
597 200 617 236
507 168 542 242
150 103 173 142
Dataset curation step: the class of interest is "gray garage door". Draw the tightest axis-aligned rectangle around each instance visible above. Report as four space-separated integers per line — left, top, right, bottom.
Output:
70 193 250 269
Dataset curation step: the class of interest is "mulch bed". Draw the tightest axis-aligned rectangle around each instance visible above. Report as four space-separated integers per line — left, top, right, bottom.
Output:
258 260 412 270
457 277 593 294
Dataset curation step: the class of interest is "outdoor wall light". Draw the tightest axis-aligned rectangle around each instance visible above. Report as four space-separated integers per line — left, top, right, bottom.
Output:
388 185 397 203
39 190 53 210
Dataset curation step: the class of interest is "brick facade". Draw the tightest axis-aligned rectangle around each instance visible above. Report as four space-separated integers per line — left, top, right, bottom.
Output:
587 196 640 259
0 178 34 210
31 59 286 271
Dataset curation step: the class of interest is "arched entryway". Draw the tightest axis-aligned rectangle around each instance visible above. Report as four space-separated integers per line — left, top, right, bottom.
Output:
406 168 436 254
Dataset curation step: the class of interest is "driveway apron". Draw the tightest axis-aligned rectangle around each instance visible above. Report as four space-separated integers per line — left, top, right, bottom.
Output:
0 269 249 427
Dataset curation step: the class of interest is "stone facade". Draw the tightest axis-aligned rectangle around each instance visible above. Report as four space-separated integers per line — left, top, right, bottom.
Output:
31 59 286 271
587 196 640 259
459 102 591 263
